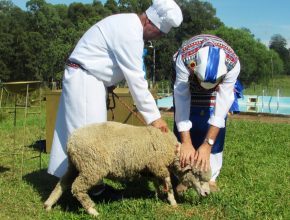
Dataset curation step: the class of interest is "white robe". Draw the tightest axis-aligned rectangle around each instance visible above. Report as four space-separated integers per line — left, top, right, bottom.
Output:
48 13 161 177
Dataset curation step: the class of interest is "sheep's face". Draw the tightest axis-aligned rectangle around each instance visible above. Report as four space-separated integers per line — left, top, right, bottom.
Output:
171 143 211 196
178 166 211 197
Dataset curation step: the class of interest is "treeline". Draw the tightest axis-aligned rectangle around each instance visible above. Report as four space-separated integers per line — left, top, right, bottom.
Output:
0 0 289 87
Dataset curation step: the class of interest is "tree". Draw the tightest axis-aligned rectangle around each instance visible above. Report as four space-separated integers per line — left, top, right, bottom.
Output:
1 0 284 86
104 0 119 13
208 27 284 86
175 0 223 42
0 33 13 81
149 0 223 81
0 1 29 81
0 0 14 12
118 0 151 13
269 34 290 74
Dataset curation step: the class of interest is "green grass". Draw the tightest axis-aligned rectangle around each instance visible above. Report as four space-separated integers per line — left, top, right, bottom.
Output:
244 75 290 97
154 75 290 97
0 109 289 219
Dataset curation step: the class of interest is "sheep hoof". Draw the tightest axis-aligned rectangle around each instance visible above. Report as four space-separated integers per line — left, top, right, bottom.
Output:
44 203 52 211
87 207 99 217
172 204 178 208
168 199 177 206
170 202 177 207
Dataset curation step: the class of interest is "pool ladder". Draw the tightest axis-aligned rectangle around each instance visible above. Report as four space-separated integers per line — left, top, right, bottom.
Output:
247 96 258 112
261 89 280 113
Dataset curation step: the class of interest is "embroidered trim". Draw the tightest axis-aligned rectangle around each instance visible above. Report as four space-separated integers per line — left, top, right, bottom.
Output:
179 34 239 72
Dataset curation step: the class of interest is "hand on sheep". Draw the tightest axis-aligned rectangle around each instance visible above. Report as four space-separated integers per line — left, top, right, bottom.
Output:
180 142 197 168
195 143 211 172
150 118 169 133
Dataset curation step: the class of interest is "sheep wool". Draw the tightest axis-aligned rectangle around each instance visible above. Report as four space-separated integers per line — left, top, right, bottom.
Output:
68 122 177 179
45 122 211 217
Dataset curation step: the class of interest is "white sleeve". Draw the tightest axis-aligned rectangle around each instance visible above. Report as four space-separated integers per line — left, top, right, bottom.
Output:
114 38 160 125
208 61 241 128
173 54 192 132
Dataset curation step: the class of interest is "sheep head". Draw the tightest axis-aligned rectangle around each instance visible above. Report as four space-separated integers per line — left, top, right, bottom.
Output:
178 164 211 197
171 144 211 197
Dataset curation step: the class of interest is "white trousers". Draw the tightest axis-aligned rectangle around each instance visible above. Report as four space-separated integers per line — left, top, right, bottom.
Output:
210 152 223 182
47 67 107 178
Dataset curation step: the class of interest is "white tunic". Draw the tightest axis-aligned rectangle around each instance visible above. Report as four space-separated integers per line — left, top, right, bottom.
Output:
174 54 241 132
70 13 161 124
48 13 161 177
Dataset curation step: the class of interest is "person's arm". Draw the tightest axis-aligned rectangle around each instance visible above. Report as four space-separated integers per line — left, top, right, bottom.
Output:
195 125 220 172
208 61 241 128
174 54 196 166
113 25 168 132
195 61 241 172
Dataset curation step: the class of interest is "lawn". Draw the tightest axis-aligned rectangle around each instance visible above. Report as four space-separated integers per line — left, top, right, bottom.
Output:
156 75 290 97
243 75 290 97
0 107 289 220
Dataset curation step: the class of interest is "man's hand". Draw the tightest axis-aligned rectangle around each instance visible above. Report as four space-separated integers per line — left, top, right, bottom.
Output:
150 118 169 133
180 143 197 168
195 142 212 172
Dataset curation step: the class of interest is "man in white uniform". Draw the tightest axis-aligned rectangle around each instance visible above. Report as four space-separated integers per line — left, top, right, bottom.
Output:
48 0 183 178
173 34 240 191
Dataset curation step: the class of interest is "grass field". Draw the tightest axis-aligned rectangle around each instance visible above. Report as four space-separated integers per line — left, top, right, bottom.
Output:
155 75 290 97
0 107 290 220
243 75 290 97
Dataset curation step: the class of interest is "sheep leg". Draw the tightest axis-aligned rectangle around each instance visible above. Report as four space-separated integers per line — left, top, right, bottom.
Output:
150 166 177 206
71 174 100 217
44 182 63 211
44 163 77 211
164 176 177 206
152 179 162 199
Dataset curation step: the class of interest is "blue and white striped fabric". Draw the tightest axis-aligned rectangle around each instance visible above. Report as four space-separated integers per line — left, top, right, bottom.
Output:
178 34 239 90
204 47 221 83
194 46 227 89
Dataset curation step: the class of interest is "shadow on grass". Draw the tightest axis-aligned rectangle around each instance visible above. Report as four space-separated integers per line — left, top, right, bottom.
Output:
0 165 10 173
26 139 46 153
23 169 59 199
23 169 81 211
23 169 160 213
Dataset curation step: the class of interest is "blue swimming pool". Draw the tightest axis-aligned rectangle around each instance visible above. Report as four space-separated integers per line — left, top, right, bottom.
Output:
156 95 290 115
238 95 290 115
157 96 174 109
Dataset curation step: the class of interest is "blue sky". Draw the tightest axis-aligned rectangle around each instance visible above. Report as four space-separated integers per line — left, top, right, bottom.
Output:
12 0 290 47
204 0 290 47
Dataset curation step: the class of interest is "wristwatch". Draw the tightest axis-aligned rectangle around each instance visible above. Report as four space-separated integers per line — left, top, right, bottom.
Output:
205 138 214 146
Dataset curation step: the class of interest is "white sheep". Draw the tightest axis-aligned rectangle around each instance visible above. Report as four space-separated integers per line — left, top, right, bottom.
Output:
44 122 210 217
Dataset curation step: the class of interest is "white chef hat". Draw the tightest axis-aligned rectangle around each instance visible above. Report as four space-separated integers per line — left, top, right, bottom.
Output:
194 46 228 89
145 0 183 34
